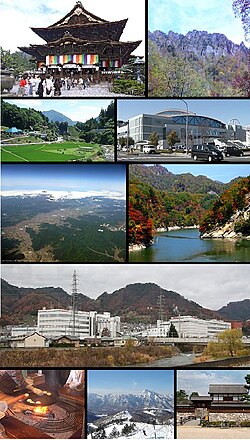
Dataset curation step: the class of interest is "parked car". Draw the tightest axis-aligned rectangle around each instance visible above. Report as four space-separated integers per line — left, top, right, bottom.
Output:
191 144 224 162
143 145 156 154
224 146 244 157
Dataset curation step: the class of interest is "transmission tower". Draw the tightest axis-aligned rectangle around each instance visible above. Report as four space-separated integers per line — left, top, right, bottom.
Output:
71 270 79 336
157 294 165 322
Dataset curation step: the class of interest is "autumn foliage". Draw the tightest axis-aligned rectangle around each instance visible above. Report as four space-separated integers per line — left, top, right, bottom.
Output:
199 176 250 233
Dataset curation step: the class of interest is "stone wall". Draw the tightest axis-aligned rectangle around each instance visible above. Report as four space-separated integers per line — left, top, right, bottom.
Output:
209 412 250 422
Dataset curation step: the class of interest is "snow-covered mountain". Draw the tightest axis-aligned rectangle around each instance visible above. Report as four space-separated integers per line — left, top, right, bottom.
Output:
88 409 174 439
88 390 174 414
1 189 125 200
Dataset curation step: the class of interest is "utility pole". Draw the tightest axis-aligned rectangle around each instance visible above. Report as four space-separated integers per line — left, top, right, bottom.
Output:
157 294 165 323
71 270 78 336
180 99 189 155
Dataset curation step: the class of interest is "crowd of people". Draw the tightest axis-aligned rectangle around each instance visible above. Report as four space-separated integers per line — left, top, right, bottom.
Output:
18 74 93 97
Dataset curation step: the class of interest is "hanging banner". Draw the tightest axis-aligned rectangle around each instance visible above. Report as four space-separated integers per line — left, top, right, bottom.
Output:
101 60 121 68
46 54 99 65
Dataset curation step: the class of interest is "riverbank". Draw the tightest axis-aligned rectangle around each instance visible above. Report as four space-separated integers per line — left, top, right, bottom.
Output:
156 225 199 232
129 243 147 252
129 225 199 252
0 345 179 368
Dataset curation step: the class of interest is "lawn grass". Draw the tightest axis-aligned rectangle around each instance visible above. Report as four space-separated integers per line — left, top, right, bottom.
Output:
1 141 106 162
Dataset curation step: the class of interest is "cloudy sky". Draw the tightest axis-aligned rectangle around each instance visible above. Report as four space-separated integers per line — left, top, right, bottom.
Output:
1 0 145 55
177 370 249 396
1 264 249 310
4 99 113 124
149 0 249 46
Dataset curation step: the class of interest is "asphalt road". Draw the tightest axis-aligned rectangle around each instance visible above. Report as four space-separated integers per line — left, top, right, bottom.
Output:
117 152 250 163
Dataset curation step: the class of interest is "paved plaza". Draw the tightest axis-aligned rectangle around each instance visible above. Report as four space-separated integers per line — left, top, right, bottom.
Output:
6 82 134 98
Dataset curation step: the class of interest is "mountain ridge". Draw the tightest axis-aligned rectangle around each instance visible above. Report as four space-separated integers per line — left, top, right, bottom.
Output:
149 29 249 59
1 279 248 325
88 389 174 414
42 110 79 126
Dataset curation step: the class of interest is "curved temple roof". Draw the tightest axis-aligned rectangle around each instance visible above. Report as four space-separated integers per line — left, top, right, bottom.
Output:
50 1 107 27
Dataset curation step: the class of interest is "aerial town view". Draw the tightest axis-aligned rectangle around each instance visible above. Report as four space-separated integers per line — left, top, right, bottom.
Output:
1 164 126 263
0 0 250 439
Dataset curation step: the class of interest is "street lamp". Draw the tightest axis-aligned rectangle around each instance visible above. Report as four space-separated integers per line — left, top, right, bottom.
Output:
126 119 130 152
180 99 189 155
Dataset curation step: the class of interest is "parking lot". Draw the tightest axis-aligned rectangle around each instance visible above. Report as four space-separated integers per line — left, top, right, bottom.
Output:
117 151 250 162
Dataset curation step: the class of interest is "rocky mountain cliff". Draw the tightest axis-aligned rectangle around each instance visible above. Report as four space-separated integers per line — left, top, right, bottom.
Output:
149 29 249 59
200 177 250 238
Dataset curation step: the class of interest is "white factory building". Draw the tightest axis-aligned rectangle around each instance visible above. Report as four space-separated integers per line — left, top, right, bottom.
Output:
142 316 231 339
11 308 120 340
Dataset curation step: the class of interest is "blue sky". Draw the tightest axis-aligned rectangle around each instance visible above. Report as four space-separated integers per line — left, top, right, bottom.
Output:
149 0 248 46
118 99 250 127
155 165 250 183
178 370 249 396
1 164 126 193
0 0 145 55
5 99 113 124
88 370 174 395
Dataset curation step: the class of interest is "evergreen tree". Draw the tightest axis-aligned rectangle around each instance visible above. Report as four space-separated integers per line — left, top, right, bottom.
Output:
168 323 179 337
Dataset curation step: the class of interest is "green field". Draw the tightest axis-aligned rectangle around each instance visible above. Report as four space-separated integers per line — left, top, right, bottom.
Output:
1 141 107 162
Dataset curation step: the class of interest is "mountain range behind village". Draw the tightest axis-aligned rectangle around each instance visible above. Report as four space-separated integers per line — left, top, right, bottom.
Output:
1 278 249 327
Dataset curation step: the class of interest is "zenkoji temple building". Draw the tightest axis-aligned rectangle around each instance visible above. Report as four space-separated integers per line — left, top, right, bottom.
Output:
18 1 142 80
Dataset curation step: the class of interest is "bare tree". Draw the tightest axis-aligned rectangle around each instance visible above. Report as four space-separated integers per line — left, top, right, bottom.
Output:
233 0 250 41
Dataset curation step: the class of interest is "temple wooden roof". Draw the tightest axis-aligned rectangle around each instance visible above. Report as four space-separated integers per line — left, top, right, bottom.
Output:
50 1 107 27
18 39 142 62
31 19 128 43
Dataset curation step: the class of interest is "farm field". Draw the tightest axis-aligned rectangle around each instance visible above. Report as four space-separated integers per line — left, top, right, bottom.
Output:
1 141 108 162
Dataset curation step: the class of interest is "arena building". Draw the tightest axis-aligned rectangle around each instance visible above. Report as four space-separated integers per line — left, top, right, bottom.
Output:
118 109 247 146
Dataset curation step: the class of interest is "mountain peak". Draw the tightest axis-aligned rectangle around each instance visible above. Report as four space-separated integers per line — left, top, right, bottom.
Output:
149 29 249 58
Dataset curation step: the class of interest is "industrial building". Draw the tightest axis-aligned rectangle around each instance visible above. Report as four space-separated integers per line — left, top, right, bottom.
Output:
11 309 120 340
142 316 231 339
118 109 249 147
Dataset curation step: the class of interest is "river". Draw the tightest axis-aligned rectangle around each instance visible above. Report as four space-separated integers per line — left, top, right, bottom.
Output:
129 228 250 262
131 353 196 368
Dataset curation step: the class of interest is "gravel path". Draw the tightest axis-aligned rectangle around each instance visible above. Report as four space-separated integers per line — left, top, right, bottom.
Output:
178 426 250 439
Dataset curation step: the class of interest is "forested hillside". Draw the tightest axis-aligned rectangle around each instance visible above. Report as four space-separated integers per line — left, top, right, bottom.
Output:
129 178 217 246
2 101 50 130
148 30 250 97
200 176 250 236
